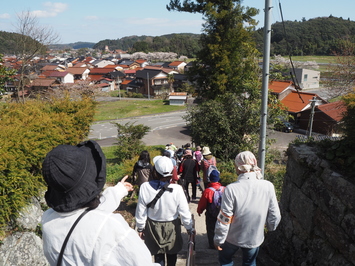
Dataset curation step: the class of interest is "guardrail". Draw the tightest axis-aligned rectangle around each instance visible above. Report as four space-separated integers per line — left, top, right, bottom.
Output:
186 214 196 266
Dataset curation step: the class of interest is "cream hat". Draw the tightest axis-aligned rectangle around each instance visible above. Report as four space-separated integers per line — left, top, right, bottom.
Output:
202 146 212 156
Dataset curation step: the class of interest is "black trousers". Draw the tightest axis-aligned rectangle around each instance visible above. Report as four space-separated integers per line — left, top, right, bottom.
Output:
205 211 217 249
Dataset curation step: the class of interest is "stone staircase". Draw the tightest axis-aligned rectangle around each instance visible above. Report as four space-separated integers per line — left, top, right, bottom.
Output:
175 187 243 266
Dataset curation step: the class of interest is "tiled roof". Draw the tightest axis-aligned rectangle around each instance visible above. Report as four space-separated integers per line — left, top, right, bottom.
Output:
88 75 104 81
67 67 88 75
41 65 59 71
169 61 185 66
89 68 113 74
317 101 346 122
124 69 136 74
281 91 320 113
42 71 70 77
121 79 134 85
269 81 294 94
31 78 57 87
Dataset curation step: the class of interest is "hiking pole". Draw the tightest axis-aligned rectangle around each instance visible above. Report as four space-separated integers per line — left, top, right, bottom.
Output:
186 214 195 266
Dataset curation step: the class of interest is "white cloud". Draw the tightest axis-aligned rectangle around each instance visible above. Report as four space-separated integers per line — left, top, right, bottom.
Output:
31 2 68 18
85 16 99 21
0 13 11 19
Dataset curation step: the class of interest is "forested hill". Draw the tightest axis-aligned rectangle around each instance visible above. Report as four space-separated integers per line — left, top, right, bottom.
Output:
254 16 355 56
1 16 354 57
93 33 201 58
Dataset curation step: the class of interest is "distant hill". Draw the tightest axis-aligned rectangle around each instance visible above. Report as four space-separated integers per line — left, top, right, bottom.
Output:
254 16 355 56
2 16 355 57
49 42 96 50
93 33 202 58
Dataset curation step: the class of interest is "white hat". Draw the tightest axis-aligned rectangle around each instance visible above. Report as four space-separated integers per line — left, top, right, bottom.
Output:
202 146 212 156
153 156 174 177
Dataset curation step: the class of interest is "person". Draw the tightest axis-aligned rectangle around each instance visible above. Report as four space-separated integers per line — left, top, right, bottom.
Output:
162 150 179 184
41 140 159 266
214 151 281 266
132 150 154 187
178 149 200 201
135 155 194 266
193 146 203 164
197 169 225 249
201 146 217 190
169 142 177 151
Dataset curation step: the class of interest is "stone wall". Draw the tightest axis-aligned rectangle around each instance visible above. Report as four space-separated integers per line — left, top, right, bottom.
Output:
0 197 48 266
260 144 355 266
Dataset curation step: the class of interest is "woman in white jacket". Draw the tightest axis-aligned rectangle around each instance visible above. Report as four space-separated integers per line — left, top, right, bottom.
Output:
135 155 193 266
41 140 159 266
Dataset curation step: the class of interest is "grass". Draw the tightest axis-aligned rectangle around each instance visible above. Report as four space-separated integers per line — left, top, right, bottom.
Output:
93 99 186 121
290 55 337 64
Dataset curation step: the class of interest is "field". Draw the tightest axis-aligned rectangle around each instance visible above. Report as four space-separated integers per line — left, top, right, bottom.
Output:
93 99 186 121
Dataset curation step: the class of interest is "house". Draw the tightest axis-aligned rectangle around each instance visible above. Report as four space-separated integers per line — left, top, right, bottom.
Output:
135 68 172 96
168 61 187 73
280 91 327 126
29 78 60 94
269 80 297 100
169 92 187 105
41 71 74 84
293 68 320 89
297 101 346 136
66 67 90 80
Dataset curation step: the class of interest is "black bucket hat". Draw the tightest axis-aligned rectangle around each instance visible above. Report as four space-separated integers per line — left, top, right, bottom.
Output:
42 140 106 212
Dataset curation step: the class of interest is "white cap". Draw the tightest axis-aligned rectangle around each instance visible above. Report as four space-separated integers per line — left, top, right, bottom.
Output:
153 156 174 177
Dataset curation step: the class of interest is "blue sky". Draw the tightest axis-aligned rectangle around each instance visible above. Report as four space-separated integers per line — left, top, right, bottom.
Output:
1 0 354 44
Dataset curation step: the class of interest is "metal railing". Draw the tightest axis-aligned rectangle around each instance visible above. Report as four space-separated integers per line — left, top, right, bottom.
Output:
186 214 196 266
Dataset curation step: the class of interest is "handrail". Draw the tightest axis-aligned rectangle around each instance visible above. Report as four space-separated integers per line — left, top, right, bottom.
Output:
186 214 196 266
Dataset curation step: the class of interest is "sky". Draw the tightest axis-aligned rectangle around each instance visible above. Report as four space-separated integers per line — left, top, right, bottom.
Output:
1 0 354 44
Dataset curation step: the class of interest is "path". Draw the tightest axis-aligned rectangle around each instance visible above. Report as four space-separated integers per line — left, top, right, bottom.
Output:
176 186 243 266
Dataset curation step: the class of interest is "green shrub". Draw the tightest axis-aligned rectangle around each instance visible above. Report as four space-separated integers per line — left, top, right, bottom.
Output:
0 97 96 237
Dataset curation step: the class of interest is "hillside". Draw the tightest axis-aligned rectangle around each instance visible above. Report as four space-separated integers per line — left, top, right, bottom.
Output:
93 33 202 58
254 16 355 56
1 16 355 57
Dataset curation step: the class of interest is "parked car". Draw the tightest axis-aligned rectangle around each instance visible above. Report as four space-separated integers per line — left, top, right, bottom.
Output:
274 121 294 133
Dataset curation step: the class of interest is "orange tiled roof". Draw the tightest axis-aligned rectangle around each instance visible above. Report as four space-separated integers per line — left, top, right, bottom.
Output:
31 78 57 87
88 75 104 81
169 61 185 66
281 91 319 113
317 101 346 122
67 67 88 75
269 81 294 94
89 68 113 74
41 65 59 71
121 79 133 85
135 59 147 64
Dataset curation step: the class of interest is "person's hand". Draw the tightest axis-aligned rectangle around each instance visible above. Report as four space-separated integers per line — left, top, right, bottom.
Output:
215 244 222 251
138 231 145 240
120 175 133 192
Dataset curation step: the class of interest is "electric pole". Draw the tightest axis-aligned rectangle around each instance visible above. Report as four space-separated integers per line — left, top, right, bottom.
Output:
258 0 272 178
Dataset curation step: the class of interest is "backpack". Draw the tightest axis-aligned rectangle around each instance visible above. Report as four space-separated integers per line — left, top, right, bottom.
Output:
207 186 225 217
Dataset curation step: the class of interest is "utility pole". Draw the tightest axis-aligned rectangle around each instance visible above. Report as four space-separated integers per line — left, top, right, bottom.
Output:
258 0 272 178
147 72 150 100
307 96 317 138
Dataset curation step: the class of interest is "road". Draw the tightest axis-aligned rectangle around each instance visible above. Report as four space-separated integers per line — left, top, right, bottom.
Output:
89 111 193 148
89 110 302 153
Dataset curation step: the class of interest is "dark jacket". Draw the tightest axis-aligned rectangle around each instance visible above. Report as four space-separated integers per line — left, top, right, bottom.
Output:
132 160 153 186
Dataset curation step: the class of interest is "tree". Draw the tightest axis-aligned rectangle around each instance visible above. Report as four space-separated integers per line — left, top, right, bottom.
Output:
0 54 16 97
113 122 150 163
13 10 59 103
168 0 260 100
324 39 355 99
167 73 175 92
168 1 285 162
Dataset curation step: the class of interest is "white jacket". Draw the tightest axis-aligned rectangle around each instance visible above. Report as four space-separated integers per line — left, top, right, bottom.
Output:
135 182 192 231
42 183 159 266
214 172 281 248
